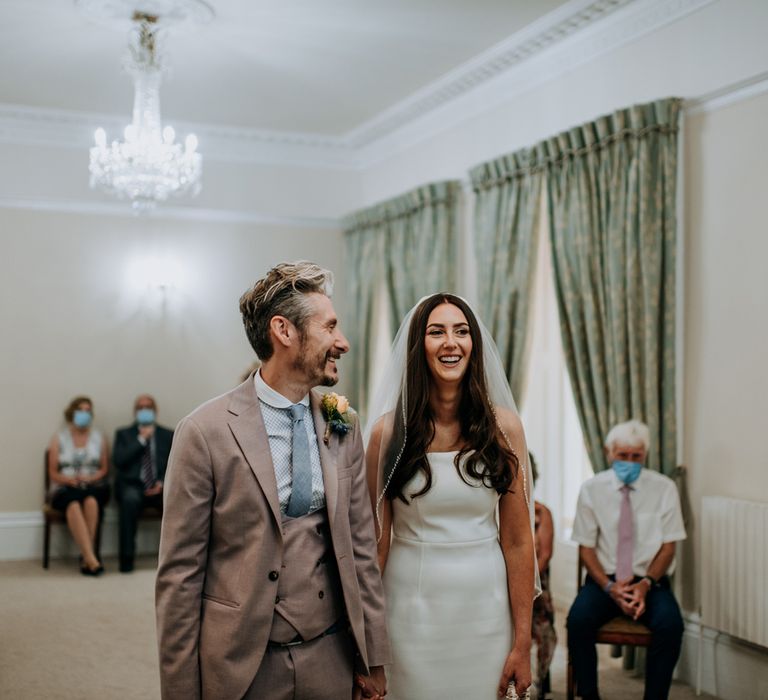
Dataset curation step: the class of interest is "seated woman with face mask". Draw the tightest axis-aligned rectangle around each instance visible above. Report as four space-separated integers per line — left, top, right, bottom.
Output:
47 395 110 575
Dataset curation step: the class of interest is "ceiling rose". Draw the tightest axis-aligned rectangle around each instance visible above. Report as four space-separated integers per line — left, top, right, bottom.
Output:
76 0 214 30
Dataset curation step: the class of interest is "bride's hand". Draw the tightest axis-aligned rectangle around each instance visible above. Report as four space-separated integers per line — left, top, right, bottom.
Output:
497 647 532 698
354 668 387 699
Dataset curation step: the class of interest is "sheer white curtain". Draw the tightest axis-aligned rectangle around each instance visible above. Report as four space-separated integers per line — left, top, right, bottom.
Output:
366 278 393 420
520 195 592 539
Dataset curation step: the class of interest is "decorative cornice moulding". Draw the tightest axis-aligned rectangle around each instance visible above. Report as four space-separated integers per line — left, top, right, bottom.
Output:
0 0 722 170
344 0 637 148
0 197 341 230
355 0 718 167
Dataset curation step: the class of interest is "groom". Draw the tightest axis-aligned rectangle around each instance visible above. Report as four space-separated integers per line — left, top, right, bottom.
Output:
156 261 390 700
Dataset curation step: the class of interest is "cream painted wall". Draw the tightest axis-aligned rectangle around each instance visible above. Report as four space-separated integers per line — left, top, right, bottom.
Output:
0 208 345 512
681 91 768 611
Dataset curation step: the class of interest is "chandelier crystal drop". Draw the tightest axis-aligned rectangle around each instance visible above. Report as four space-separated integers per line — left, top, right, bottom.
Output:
89 13 202 212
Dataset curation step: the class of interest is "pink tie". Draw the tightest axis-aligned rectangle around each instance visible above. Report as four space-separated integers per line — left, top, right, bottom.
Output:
616 485 634 582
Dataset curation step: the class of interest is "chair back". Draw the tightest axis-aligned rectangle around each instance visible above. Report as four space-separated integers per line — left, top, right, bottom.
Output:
44 448 51 501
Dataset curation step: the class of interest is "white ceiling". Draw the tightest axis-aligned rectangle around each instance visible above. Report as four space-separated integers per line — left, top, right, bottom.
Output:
0 0 574 135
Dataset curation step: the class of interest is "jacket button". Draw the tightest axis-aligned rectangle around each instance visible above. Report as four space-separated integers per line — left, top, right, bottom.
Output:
318 590 324 599
275 596 281 604
268 570 279 581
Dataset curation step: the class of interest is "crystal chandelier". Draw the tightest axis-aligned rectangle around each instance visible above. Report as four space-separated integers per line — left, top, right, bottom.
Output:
89 11 201 212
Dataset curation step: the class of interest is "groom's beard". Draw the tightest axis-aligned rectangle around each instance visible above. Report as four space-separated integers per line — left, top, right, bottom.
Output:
294 338 340 387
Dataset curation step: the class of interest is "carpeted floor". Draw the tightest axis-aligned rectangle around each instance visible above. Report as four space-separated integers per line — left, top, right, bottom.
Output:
0 557 717 699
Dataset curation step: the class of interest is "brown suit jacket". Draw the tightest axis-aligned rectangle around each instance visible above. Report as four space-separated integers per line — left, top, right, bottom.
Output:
155 378 390 700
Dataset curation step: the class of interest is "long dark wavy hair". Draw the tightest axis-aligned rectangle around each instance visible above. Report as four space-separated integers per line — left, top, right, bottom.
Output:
383 293 519 503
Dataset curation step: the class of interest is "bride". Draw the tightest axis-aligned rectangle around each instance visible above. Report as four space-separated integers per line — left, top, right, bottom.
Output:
364 293 539 700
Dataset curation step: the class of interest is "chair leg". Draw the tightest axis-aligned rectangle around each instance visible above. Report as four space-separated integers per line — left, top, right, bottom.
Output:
43 519 50 569
567 650 575 700
94 508 103 561
622 644 636 669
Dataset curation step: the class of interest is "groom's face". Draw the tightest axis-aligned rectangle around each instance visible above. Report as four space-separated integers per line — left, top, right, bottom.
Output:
293 293 350 387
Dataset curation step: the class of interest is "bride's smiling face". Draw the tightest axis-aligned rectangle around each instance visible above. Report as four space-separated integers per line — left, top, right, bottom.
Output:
424 303 473 384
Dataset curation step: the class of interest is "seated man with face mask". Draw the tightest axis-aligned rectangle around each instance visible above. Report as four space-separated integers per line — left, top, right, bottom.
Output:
567 419 686 700
113 394 174 572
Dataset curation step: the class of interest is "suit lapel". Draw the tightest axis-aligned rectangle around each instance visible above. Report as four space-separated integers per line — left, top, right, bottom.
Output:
311 391 339 530
228 379 282 530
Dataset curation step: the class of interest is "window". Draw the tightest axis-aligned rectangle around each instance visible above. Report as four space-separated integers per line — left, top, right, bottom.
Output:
520 198 593 540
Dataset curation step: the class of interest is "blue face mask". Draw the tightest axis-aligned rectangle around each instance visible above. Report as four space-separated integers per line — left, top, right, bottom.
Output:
612 460 643 484
73 410 92 428
136 408 156 426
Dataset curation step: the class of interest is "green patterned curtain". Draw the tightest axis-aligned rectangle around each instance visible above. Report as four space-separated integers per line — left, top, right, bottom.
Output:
342 226 381 416
381 182 460 324
343 180 460 414
543 98 681 475
470 149 544 402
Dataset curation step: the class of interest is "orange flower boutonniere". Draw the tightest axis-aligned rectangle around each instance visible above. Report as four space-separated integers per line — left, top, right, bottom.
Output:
320 392 353 445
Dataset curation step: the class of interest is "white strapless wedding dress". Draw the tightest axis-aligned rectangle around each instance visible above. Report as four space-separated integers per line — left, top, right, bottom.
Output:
383 452 512 700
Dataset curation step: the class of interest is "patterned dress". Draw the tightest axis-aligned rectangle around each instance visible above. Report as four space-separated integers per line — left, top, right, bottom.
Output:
532 501 557 695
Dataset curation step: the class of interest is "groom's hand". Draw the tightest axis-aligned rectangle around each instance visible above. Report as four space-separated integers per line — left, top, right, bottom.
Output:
354 666 387 698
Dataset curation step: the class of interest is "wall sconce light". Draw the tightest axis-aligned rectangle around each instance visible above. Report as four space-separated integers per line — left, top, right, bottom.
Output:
124 254 186 297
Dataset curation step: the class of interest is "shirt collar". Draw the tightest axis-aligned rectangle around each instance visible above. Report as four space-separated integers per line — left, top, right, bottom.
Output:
254 369 310 410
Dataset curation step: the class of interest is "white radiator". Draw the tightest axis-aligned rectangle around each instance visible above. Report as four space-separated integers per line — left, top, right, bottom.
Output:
700 497 768 647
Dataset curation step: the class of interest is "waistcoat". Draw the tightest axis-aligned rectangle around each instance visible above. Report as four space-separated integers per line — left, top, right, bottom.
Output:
268 508 345 642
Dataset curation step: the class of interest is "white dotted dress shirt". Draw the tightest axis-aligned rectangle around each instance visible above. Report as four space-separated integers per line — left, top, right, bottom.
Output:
254 370 326 515
571 468 686 577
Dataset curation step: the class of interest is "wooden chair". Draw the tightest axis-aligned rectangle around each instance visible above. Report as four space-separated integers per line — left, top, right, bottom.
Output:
566 558 652 700
43 449 105 568
136 503 164 523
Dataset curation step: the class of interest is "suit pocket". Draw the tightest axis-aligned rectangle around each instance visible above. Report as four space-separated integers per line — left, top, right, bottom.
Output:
202 592 240 608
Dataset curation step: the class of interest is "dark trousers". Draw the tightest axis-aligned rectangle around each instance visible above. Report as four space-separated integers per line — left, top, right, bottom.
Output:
117 484 162 565
567 576 684 700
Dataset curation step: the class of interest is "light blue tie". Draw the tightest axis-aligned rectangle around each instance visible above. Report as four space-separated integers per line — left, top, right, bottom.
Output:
286 404 312 517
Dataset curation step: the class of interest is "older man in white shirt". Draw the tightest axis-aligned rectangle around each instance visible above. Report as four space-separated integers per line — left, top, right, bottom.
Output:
567 419 686 700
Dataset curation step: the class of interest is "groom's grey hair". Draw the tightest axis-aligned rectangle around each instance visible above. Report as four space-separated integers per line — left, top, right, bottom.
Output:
239 261 334 361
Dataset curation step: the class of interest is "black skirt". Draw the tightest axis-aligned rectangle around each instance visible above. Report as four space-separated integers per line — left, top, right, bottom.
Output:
51 483 110 511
